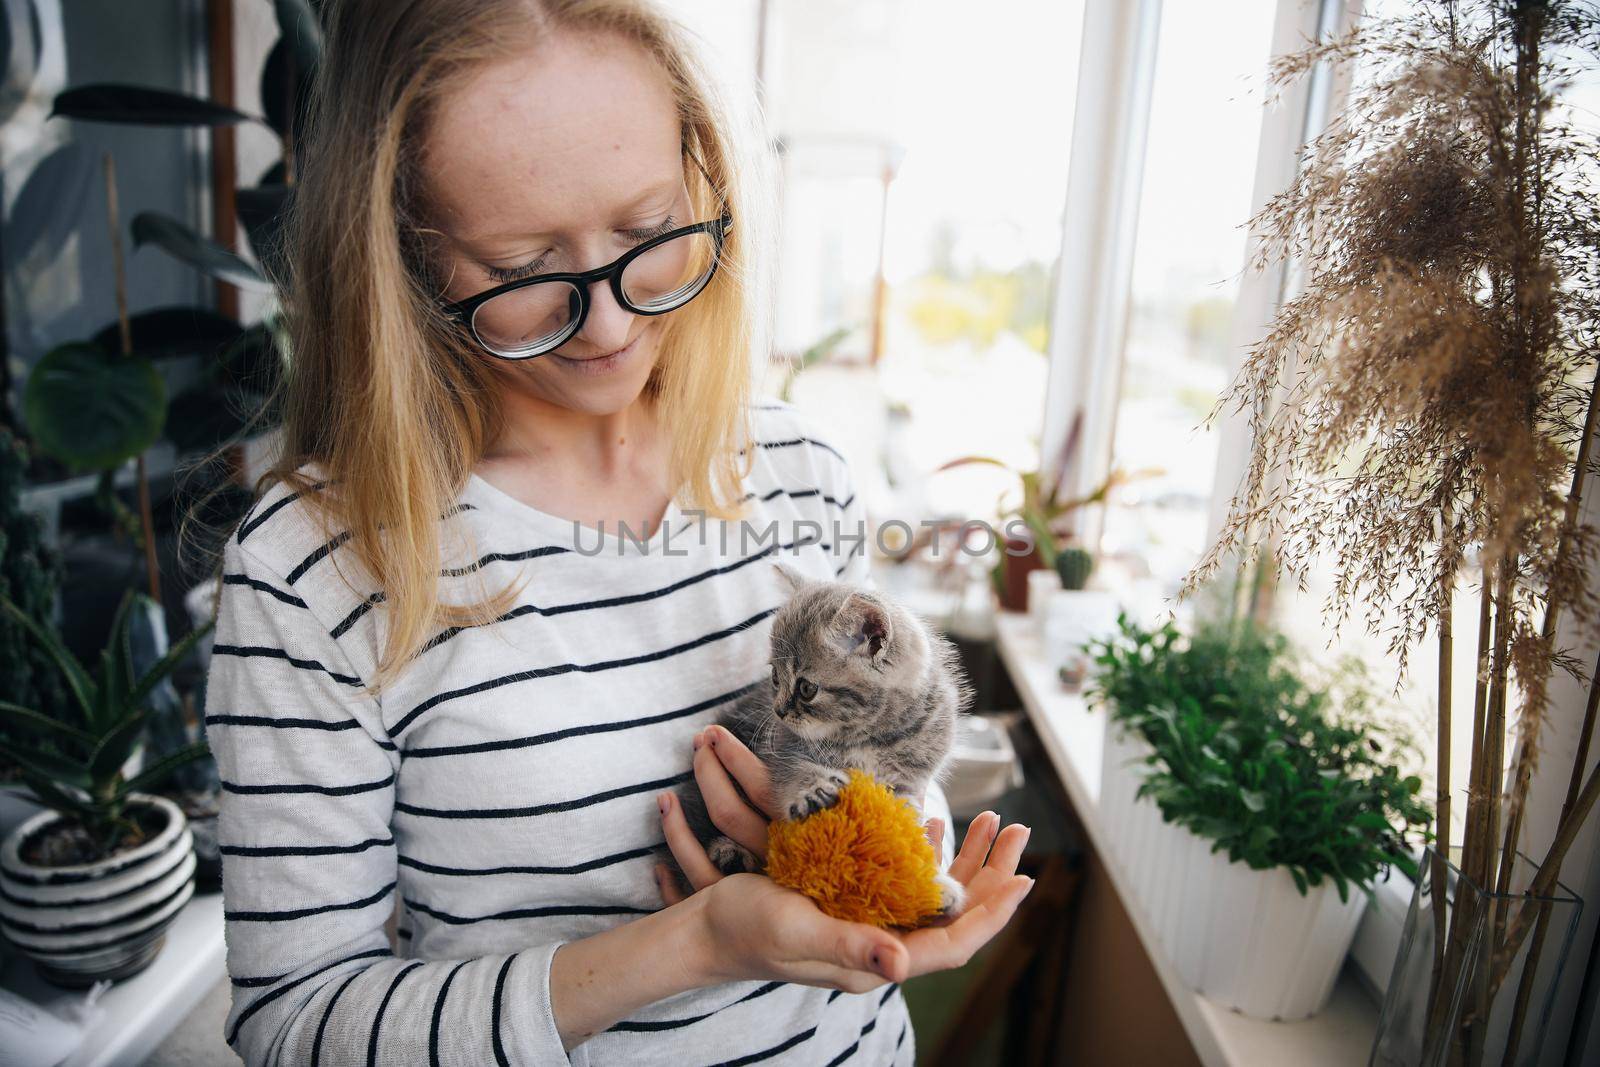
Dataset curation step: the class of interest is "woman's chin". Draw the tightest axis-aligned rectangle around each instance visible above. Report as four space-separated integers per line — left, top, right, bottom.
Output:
508 335 659 413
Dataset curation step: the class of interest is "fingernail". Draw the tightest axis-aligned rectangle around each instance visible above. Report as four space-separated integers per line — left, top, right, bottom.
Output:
693 733 705 750
707 728 720 746
657 794 669 815
870 948 889 976
1022 876 1036 895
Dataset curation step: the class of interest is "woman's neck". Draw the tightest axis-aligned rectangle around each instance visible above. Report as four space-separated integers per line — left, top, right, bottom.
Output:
474 389 676 535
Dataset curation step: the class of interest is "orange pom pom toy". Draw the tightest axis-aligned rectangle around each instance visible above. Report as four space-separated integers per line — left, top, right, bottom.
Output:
765 770 945 929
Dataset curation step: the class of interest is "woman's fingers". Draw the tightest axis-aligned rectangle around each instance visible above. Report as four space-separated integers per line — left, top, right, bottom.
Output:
658 791 722 891
693 739 769 856
792 909 909 984
900 873 1035 973
984 822 1031 876
703 726 778 818
654 863 688 906
948 811 1000 885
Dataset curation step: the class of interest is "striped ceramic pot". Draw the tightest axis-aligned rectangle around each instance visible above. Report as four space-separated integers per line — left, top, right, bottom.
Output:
0 793 196 987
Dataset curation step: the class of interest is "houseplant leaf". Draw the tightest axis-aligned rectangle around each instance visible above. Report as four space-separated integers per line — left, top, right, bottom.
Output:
22 343 166 471
125 617 216 717
14 768 97 820
115 741 211 799
167 384 273 453
131 212 271 292
51 84 255 126
7 141 94 266
90 306 243 360
0 739 92 789
234 184 291 282
88 711 149 783
272 0 324 83
0 593 95 721
0 700 95 749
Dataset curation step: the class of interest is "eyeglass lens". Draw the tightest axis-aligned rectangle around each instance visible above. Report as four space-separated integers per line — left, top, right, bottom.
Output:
471 230 719 358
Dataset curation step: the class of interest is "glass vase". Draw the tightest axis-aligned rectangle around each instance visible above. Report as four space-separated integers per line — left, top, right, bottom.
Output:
1369 845 1582 1067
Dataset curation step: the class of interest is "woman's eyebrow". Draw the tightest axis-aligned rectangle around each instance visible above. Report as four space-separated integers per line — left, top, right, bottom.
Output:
465 177 685 247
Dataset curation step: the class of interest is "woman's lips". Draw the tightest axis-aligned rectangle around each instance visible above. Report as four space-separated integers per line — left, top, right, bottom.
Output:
547 335 640 377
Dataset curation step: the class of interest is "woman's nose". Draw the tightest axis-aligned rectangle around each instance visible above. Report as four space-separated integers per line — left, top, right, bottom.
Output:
571 276 635 354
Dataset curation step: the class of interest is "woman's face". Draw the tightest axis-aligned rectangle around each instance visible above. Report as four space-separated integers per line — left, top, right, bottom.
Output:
421 30 689 416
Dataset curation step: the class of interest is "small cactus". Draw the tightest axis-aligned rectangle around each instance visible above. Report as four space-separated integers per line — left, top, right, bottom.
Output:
1055 546 1094 591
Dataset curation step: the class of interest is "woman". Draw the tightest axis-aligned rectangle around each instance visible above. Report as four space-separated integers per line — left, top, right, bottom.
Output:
206 2 1033 1063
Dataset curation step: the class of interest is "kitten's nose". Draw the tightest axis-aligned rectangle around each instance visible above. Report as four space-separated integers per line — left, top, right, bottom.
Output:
774 704 789 719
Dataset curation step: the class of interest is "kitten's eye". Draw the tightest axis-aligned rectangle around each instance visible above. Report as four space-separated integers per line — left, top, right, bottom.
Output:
796 677 818 702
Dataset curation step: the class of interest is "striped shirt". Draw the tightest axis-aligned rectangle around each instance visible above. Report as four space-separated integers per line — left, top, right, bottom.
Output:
207 402 928 1066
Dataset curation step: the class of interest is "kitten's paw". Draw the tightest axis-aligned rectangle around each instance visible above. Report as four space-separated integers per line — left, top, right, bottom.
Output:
707 835 763 874
935 872 967 918
787 771 851 820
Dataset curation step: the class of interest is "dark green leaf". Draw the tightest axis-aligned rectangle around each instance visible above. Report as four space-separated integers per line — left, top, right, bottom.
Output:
0 699 95 749
234 185 291 283
22 343 165 470
273 0 324 84
0 592 96 720
0 738 92 788
127 617 216 716
131 212 270 292
91 306 244 361
116 741 211 798
8 142 94 265
89 712 149 782
51 84 256 126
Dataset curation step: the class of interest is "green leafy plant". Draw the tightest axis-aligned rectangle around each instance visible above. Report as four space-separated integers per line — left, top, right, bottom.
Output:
1055 546 1094 591
1088 615 1432 902
0 589 214 860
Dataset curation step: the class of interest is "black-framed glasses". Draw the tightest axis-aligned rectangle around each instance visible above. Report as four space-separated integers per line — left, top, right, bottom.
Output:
442 209 734 360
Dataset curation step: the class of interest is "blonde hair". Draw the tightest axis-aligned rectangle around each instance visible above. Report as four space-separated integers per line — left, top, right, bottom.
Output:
223 0 771 696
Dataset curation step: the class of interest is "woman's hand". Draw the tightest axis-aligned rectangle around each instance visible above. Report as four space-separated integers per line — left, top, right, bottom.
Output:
655 724 1035 990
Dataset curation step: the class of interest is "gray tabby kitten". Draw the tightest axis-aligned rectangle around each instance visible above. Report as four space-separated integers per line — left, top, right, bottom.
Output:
672 562 971 914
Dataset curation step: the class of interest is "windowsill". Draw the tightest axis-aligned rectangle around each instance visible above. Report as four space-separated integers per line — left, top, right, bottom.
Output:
993 612 1380 1067
0 889 226 1067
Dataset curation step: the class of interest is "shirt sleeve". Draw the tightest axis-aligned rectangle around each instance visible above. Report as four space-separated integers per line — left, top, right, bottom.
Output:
208 537 584 1067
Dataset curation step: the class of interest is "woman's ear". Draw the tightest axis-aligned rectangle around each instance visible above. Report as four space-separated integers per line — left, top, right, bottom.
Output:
830 593 892 659
772 561 809 597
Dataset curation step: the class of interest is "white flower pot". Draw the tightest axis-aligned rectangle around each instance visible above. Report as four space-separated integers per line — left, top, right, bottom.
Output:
0 793 196 987
1099 721 1368 1020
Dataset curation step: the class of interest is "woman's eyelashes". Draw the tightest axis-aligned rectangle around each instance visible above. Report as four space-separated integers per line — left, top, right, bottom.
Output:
481 216 677 283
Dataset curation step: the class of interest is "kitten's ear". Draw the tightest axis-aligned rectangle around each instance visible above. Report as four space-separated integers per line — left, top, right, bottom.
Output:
771 561 809 598
831 593 893 659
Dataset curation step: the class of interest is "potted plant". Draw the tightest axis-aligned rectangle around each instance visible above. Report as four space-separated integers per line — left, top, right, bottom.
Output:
0 588 213 987
1088 616 1432 1020
1186 0 1600 1058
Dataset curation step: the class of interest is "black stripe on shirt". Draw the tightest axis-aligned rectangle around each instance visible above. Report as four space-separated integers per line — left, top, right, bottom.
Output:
310 968 364 1067
399 843 658 878
491 954 519 1067
442 544 570 578
394 770 690 820
226 881 396 922
368 961 425 1067
237 481 329 545
332 592 385 639
211 643 365 687
823 985 901 1066
403 896 650 926
429 960 472 1067
739 485 854 511
392 609 774 737
223 572 309 609
206 713 361 732
710 1025 819 1067
226 947 389 1046
287 530 353 585
756 436 847 464
404 681 758 760
221 836 394 858
608 981 785 1033
222 772 394 797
